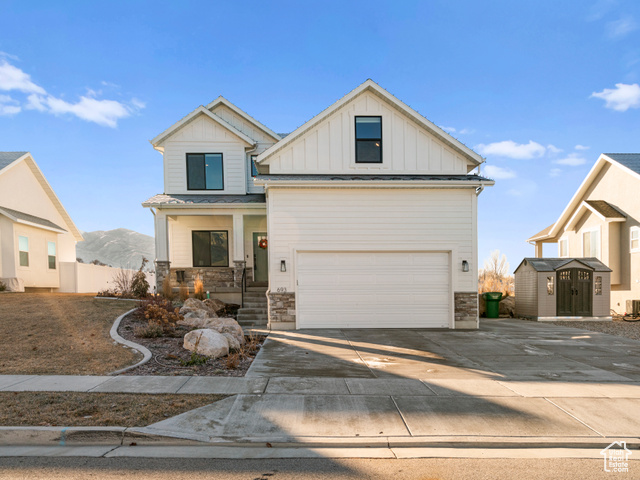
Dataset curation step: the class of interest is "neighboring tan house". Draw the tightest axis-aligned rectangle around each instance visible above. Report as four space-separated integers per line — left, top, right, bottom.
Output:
144 80 494 330
0 151 83 291
527 153 640 315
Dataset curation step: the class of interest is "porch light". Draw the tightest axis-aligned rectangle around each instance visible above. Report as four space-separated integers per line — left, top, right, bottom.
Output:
462 260 469 272
280 260 287 272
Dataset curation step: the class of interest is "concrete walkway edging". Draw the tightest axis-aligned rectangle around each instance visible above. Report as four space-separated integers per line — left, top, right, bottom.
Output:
108 309 152 375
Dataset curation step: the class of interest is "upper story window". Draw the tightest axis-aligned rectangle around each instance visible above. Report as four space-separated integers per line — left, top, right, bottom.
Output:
187 153 223 190
18 236 29 267
582 228 600 258
250 155 258 177
559 238 568 257
355 116 382 163
48 241 56 269
631 226 640 252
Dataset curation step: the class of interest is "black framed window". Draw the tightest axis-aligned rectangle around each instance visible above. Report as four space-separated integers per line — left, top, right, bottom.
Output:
355 116 382 163
187 153 223 190
192 231 229 267
250 155 258 177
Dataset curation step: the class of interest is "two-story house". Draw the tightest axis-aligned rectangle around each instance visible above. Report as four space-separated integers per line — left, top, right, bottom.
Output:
527 153 640 315
143 80 494 330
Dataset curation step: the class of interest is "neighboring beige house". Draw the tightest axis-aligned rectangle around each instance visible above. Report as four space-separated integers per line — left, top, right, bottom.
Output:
0 152 83 291
528 153 640 315
144 80 494 330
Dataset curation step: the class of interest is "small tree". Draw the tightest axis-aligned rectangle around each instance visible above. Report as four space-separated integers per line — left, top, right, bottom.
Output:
131 257 150 298
478 250 514 296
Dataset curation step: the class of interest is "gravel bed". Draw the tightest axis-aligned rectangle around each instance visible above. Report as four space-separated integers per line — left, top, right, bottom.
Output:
550 317 640 341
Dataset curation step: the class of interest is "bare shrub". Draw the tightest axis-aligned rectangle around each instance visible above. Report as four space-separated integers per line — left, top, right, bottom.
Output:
179 283 189 302
134 323 163 338
194 275 205 300
112 268 134 296
162 275 175 300
131 257 150 298
478 250 514 296
225 352 240 369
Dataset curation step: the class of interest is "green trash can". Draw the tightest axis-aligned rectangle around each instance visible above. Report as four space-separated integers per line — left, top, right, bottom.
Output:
483 292 503 318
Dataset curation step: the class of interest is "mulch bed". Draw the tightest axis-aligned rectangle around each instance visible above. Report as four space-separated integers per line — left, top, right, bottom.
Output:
118 311 265 376
550 316 640 341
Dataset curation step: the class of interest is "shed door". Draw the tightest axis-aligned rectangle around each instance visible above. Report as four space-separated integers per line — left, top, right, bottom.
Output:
556 268 592 316
296 251 451 329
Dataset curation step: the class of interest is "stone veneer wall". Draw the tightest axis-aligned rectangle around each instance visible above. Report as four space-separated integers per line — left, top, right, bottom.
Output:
155 261 170 294
168 267 236 291
454 292 479 329
267 292 296 330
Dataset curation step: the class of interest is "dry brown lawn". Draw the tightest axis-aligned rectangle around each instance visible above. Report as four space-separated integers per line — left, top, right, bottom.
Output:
0 293 141 375
0 392 225 427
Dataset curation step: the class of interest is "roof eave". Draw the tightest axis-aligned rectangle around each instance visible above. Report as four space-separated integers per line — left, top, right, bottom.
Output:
206 96 281 142
255 179 495 188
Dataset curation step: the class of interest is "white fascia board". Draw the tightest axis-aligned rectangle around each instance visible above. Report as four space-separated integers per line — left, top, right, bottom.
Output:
0 152 30 175
155 206 266 216
145 203 266 210
256 79 483 166
255 179 495 189
548 155 609 238
604 154 640 183
0 208 67 234
206 96 281 142
150 106 256 148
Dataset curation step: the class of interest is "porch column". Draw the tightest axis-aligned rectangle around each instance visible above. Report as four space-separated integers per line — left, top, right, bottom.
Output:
154 210 170 293
232 213 246 288
534 242 543 258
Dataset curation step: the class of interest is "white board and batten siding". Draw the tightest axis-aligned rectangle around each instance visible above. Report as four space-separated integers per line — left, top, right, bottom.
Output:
268 188 478 328
265 91 472 175
162 114 249 195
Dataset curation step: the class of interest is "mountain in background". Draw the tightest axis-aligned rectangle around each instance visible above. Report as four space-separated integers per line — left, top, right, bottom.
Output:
76 228 155 270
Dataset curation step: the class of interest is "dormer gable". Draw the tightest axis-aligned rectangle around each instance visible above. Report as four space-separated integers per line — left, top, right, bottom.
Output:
256 79 483 175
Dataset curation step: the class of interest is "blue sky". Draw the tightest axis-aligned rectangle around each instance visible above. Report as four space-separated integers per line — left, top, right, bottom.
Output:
1 0 639 272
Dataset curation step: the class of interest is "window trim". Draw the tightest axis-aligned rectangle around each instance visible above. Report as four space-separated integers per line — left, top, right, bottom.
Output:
558 237 568 258
631 226 640 253
18 235 29 267
186 153 224 191
354 116 383 164
191 230 229 268
581 226 601 258
250 155 258 178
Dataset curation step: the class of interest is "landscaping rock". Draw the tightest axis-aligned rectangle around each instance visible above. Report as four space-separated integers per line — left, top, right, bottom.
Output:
222 332 241 352
499 295 516 317
207 317 245 346
183 298 206 310
179 301 217 318
183 329 229 358
204 298 226 313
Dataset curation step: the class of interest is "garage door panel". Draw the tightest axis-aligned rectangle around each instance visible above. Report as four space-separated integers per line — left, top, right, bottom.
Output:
297 251 450 328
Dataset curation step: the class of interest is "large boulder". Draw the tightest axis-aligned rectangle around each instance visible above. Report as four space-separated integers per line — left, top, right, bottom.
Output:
207 317 245 346
204 298 226 313
183 329 229 359
179 299 217 318
222 332 241 352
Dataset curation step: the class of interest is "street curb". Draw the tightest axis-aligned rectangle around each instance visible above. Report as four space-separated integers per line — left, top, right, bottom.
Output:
108 309 152 375
1 427 638 451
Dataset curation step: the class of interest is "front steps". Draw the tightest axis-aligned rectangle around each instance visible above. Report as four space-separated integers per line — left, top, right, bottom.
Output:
237 287 268 327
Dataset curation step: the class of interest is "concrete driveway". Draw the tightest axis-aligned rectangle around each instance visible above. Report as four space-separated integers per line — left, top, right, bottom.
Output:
246 318 640 383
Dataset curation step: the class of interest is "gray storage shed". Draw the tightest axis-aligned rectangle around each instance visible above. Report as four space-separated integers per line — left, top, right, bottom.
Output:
515 258 611 321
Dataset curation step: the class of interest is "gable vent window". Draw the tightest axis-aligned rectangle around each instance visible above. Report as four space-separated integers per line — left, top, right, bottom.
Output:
355 116 382 163
187 153 223 190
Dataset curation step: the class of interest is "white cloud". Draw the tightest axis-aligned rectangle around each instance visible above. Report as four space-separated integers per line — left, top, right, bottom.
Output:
550 168 562 177
0 58 143 127
458 128 474 134
575 144 590 150
547 144 563 154
484 165 516 180
606 16 638 39
0 60 46 94
0 51 20 61
555 153 587 166
0 94 20 115
441 126 456 133
475 140 546 160
507 180 538 197
591 83 640 111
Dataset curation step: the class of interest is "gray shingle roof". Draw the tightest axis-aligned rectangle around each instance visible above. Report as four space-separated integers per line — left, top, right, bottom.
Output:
142 194 266 206
0 206 67 232
605 153 640 175
519 257 612 272
255 174 491 182
0 152 28 171
585 200 626 219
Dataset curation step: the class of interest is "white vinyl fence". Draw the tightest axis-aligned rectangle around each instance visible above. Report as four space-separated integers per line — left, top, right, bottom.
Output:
58 262 156 294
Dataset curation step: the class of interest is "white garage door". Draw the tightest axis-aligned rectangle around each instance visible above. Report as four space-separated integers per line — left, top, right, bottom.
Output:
296 251 450 328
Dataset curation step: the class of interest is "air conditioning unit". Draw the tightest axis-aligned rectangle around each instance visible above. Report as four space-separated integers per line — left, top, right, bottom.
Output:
625 300 640 316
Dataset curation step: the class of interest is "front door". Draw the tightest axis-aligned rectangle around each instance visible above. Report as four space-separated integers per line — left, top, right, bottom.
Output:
556 268 592 316
253 232 268 283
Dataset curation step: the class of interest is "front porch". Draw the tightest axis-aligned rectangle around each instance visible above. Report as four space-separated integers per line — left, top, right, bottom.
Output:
151 203 267 304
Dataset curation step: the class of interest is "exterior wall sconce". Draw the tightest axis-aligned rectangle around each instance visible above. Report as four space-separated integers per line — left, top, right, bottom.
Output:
462 260 469 272
280 260 287 272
